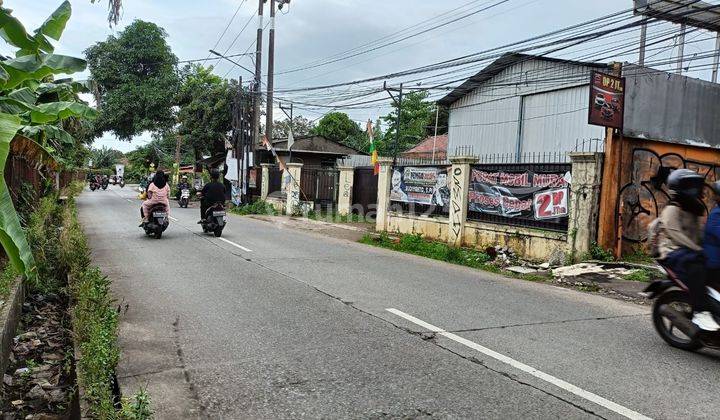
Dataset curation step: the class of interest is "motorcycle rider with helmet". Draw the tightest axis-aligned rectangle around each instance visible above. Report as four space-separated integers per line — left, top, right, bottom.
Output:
198 168 226 223
176 175 191 200
657 168 720 331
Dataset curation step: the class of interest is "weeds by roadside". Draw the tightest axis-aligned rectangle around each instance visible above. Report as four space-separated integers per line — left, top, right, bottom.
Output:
3 182 151 419
360 232 491 269
0 263 18 299
232 200 278 216
622 268 655 282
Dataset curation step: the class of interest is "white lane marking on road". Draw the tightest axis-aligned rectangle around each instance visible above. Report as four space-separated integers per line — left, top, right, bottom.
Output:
169 216 178 222
386 308 652 420
218 237 253 252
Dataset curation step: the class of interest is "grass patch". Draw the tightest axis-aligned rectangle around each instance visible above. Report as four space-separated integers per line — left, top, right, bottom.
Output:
360 233 491 269
232 200 278 216
23 187 151 418
622 247 655 264
0 263 18 299
622 268 654 283
582 241 615 262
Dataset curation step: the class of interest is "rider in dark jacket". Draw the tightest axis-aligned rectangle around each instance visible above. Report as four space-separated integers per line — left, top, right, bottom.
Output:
199 169 226 222
176 175 191 200
704 181 720 279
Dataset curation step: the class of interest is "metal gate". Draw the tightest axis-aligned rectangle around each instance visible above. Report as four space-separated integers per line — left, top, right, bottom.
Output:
352 166 377 215
300 166 338 207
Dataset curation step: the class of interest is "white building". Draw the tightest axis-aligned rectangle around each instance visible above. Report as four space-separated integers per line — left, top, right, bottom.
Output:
438 53 607 158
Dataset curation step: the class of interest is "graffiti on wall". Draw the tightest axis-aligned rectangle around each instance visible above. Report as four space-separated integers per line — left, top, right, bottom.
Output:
618 147 719 243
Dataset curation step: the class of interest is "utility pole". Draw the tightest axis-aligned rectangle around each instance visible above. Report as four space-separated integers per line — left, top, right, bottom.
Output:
236 76 243 202
265 0 277 144
384 81 403 166
174 134 182 184
253 0 264 150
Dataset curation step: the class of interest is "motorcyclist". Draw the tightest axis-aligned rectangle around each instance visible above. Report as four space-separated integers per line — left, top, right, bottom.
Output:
198 168 225 223
140 170 170 226
176 175 191 200
657 169 720 331
704 182 720 287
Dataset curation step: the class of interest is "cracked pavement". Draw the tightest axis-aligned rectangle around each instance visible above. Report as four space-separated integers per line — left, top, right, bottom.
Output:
78 186 720 419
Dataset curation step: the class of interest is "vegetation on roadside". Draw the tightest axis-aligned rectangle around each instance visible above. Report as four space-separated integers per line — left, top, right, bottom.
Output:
361 232 491 268
0 263 18 299
582 241 615 262
305 210 372 224
622 268 655 283
5 182 151 419
232 200 279 216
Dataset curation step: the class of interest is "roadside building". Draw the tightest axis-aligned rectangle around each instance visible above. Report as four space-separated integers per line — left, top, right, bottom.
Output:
438 53 607 159
400 134 448 161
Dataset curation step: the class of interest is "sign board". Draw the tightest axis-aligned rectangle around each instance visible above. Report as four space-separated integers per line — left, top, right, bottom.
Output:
468 168 570 222
588 71 625 129
390 166 450 207
248 168 257 188
115 164 124 177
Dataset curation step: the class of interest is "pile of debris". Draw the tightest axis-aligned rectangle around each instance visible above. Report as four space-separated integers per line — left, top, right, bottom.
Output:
1 293 74 419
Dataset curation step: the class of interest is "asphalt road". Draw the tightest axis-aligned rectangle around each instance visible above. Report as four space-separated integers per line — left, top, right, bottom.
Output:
77 185 720 419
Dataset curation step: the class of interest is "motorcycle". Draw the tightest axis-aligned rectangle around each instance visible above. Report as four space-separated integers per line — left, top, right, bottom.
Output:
101 176 109 190
200 202 227 237
118 177 125 188
141 203 170 239
89 180 99 191
179 188 190 208
642 264 720 351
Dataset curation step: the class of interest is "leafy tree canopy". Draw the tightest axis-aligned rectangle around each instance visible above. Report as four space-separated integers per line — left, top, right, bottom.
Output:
272 115 314 139
380 90 435 155
85 20 179 140
312 111 364 151
176 63 235 161
89 145 123 169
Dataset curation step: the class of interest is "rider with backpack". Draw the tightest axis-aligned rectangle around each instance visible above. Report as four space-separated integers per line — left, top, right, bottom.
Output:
652 169 720 331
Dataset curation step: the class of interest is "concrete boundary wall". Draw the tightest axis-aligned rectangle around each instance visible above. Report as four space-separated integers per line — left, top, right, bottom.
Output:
376 153 604 263
0 277 25 377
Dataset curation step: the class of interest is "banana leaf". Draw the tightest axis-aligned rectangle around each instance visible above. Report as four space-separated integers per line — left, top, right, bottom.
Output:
0 112 35 277
31 101 98 124
21 124 75 146
0 7 37 53
0 54 87 90
35 1 71 41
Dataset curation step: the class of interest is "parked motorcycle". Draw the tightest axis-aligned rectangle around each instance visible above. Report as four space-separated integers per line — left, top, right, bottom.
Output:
101 175 109 190
118 176 125 188
179 188 190 208
89 180 99 191
141 204 170 239
642 264 720 351
200 203 227 237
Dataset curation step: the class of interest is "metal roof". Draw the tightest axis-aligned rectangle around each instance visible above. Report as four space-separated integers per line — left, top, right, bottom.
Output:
437 53 608 106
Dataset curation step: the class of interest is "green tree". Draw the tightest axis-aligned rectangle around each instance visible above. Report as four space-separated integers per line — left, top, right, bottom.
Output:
272 116 314 139
176 64 235 164
85 20 179 141
380 90 435 155
312 112 364 151
90 146 123 169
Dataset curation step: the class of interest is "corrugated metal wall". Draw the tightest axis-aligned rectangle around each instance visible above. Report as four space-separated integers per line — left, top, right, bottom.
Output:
448 59 603 157
623 63 720 147
520 85 604 154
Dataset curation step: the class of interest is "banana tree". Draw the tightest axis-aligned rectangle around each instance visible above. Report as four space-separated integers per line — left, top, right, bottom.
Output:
0 1 98 277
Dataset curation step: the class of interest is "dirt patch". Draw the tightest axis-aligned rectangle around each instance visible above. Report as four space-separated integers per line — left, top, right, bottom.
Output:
1 293 74 419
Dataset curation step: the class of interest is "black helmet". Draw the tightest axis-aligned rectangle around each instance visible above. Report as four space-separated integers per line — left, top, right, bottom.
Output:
209 168 221 180
667 168 704 199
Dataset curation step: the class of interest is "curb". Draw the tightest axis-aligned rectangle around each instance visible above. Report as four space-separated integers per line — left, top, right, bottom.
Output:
0 276 24 377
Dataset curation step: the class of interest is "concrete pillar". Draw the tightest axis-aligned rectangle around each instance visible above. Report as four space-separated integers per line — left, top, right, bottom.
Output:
567 152 604 261
260 163 271 200
337 166 354 216
285 162 303 216
447 156 477 247
375 158 394 232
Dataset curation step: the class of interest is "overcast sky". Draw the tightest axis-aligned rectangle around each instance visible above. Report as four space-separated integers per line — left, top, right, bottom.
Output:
9 0 717 152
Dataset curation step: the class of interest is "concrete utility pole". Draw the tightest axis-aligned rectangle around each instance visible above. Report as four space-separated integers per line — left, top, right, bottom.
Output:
265 0 277 143
384 82 403 166
253 0 264 149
